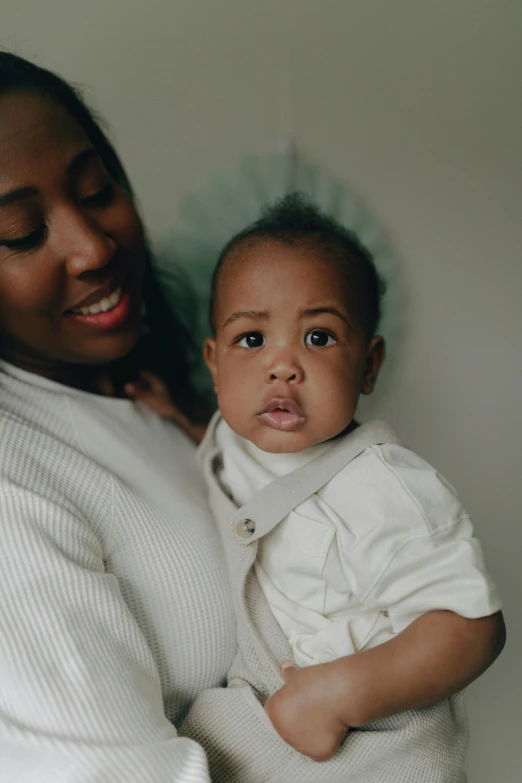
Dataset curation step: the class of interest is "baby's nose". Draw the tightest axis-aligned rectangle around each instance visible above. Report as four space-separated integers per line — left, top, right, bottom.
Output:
267 356 304 384
270 367 297 382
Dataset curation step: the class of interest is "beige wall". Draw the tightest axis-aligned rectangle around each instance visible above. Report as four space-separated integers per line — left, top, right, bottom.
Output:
2 1 521 780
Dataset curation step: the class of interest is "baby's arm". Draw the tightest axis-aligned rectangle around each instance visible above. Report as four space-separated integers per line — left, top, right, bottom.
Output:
266 459 505 759
265 608 505 761
267 445 505 760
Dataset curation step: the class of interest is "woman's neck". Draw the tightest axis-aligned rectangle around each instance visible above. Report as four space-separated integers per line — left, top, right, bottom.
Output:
0 348 122 397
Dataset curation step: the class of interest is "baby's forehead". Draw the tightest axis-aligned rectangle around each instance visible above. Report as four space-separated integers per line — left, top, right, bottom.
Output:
213 236 368 330
217 236 361 299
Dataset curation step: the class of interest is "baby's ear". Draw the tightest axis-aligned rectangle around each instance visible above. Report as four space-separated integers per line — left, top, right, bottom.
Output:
203 338 218 391
362 336 386 395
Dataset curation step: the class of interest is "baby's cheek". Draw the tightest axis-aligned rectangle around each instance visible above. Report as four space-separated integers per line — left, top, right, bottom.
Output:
217 370 255 430
318 375 358 432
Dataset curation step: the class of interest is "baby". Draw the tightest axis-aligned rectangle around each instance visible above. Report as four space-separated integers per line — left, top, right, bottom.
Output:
171 194 504 782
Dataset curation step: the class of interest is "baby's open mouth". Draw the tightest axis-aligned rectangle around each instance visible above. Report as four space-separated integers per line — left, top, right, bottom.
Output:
257 398 306 432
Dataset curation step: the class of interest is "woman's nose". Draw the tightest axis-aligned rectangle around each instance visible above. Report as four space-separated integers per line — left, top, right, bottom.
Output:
60 211 117 277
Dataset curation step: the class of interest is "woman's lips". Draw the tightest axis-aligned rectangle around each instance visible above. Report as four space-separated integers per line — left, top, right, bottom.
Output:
257 398 306 432
65 285 133 330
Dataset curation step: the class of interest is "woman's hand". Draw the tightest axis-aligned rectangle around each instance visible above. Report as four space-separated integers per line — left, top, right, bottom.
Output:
264 662 349 761
125 371 207 443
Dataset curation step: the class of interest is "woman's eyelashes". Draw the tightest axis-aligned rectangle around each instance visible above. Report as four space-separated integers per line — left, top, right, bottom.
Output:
0 225 46 252
79 182 115 209
0 184 116 253
234 329 338 349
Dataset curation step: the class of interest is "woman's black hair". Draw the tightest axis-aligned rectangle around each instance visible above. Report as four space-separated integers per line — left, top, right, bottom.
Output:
0 51 203 420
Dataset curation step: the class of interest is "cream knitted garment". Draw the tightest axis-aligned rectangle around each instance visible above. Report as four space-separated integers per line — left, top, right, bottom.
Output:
0 363 236 783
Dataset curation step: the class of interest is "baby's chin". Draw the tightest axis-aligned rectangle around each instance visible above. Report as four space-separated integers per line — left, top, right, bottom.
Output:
222 411 353 454
242 424 329 455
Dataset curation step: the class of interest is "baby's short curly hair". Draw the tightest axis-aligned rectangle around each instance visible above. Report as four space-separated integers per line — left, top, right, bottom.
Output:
209 192 386 340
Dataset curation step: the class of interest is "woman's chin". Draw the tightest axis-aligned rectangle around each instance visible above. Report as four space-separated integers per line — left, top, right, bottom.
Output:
68 327 142 366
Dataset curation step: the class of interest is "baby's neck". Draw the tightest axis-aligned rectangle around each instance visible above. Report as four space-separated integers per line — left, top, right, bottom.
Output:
248 418 360 457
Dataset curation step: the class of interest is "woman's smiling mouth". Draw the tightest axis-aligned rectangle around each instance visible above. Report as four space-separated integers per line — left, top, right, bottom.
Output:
70 287 122 315
65 281 133 330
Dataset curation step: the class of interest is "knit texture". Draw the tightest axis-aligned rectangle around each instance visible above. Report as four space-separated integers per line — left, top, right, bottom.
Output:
0 363 236 782
180 415 468 782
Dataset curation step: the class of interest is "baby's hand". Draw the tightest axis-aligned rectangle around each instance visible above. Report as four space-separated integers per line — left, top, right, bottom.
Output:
264 661 349 761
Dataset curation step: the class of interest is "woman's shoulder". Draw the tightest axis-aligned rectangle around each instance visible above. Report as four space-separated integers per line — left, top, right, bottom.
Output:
0 368 113 535
1 373 77 445
0 365 81 457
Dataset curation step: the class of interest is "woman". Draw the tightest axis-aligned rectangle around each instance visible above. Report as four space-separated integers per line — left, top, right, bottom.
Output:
0 53 235 781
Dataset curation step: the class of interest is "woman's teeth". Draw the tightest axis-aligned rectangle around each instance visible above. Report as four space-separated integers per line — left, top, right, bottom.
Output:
71 287 122 315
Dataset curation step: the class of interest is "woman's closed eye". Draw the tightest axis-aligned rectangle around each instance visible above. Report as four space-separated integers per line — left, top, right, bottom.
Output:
305 329 337 347
0 184 115 253
80 182 115 209
236 331 266 348
0 225 46 252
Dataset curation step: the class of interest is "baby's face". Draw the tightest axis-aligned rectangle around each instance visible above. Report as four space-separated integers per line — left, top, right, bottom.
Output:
205 238 384 453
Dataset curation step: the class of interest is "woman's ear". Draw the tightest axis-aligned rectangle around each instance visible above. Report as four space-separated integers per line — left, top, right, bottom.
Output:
361 336 386 395
204 338 219 392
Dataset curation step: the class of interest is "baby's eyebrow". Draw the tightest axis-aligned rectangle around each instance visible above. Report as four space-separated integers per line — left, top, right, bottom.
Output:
222 309 268 328
301 307 352 327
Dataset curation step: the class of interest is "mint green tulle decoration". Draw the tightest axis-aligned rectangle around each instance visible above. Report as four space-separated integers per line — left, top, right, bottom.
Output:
156 153 399 410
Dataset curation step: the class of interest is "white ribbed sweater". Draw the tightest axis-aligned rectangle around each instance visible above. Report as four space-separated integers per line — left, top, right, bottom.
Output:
0 362 236 783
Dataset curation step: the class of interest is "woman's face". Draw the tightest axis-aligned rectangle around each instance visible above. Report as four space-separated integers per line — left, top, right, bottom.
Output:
0 91 147 375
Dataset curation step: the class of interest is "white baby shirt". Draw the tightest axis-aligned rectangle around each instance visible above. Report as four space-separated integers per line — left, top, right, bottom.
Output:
215 418 501 668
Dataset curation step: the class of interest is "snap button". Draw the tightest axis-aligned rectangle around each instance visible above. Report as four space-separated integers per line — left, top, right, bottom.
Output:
236 518 256 538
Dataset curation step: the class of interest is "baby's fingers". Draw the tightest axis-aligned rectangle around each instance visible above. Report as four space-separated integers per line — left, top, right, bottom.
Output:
281 661 298 682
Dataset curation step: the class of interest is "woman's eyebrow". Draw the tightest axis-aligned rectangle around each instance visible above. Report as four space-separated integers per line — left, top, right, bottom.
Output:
0 186 38 208
67 147 100 177
222 309 268 329
0 149 100 208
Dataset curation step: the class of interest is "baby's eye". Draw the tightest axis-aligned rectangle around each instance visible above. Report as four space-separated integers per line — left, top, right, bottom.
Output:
305 329 337 347
237 332 266 348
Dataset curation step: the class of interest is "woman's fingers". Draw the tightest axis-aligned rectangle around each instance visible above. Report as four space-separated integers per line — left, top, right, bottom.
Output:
125 371 208 444
125 372 180 419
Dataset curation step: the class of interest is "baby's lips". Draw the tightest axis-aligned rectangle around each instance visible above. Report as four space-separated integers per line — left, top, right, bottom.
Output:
261 397 304 417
